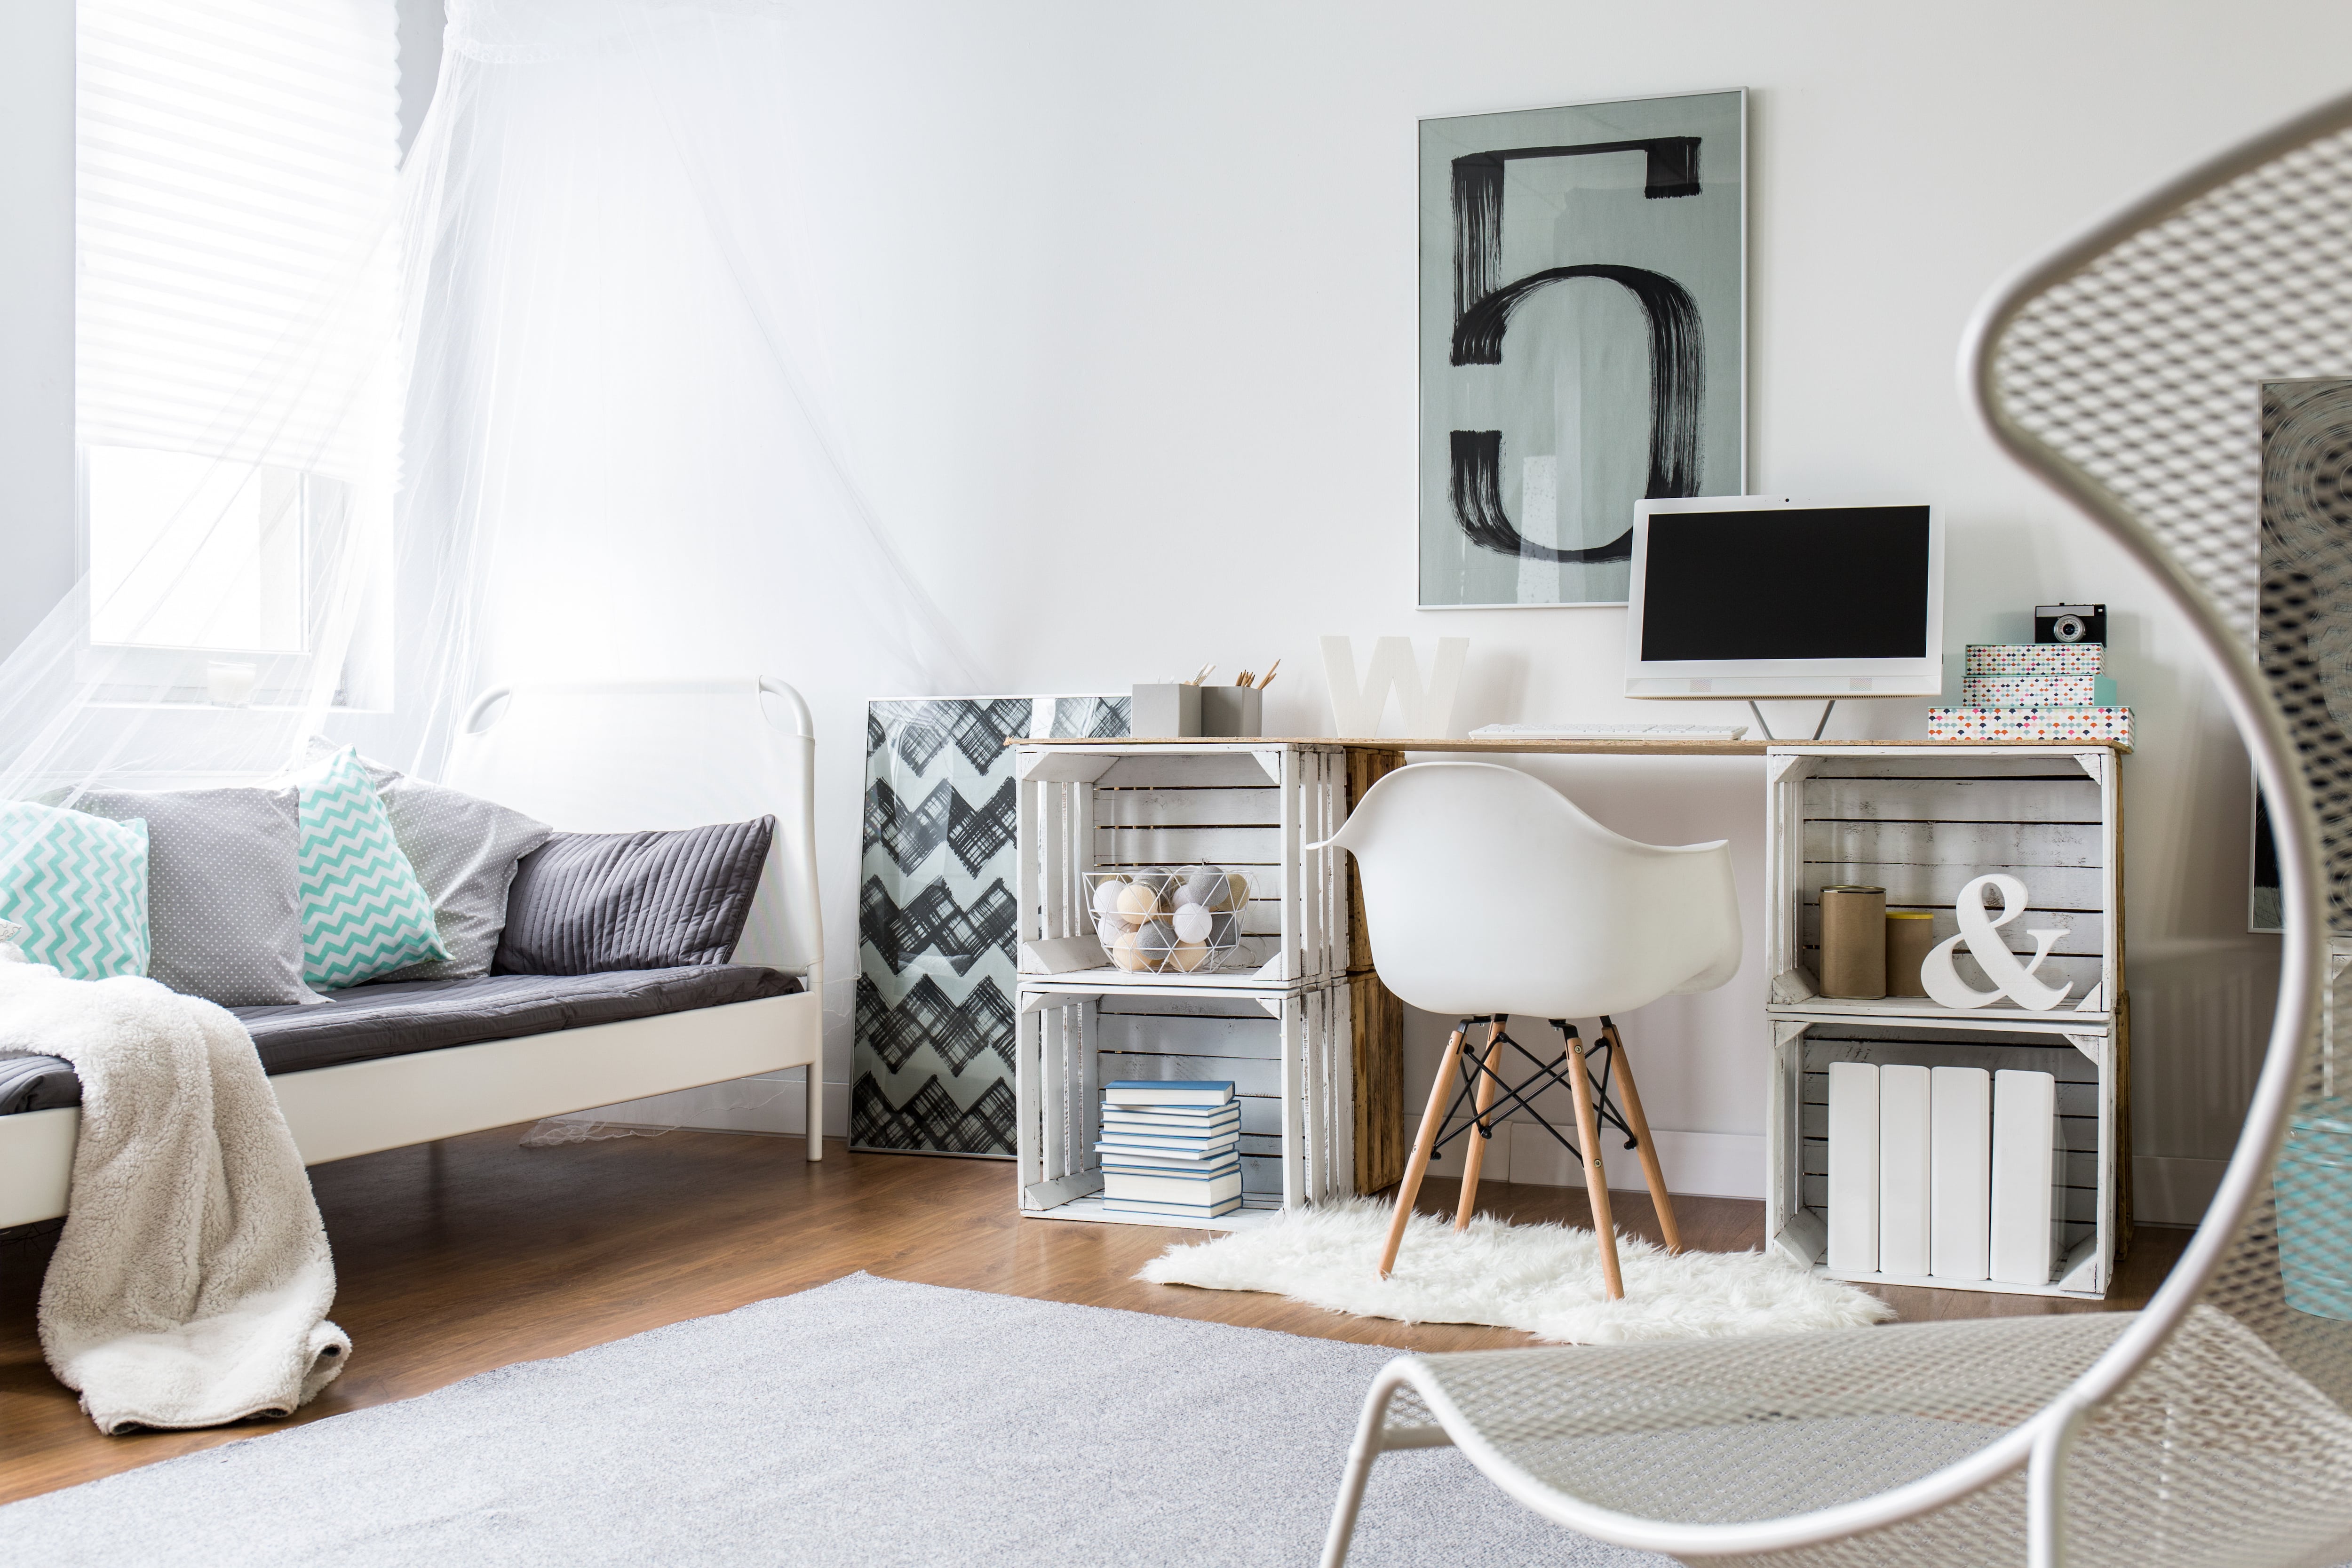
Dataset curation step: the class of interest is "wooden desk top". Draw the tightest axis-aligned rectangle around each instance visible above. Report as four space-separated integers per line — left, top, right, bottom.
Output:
1011 736 2127 758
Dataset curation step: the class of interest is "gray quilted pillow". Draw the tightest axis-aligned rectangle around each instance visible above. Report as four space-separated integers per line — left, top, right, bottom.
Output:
77 785 318 1007
494 818 774 975
312 748 554 981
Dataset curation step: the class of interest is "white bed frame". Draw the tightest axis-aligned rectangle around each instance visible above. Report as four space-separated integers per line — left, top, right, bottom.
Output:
0 677 825 1231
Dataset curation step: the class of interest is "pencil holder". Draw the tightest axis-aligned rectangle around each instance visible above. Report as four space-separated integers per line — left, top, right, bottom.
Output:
1129 684 1201 738
1199 685 1263 737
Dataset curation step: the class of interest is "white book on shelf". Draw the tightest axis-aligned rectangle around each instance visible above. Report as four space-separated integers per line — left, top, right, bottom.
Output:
1100 1105 1241 1132
1826 1061 1879 1275
1990 1069 2060 1285
1101 1167 1244 1204
1103 1080 1233 1108
1929 1065 1992 1282
1094 1145 1239 1169
1878 1063 1932 1278
1102 1192 1244 1219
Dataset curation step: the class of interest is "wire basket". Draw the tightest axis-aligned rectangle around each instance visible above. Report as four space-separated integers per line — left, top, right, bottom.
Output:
1083 866 1254 974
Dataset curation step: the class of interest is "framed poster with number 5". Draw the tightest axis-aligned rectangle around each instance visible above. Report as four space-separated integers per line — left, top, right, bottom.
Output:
1418 90 1747 609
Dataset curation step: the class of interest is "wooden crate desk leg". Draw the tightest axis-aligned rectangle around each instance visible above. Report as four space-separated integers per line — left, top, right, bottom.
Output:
1346 748 1407 1197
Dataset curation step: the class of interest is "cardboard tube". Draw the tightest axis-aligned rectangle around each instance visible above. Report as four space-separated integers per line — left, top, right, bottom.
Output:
1885 910 1937 998
1820 885 1887 998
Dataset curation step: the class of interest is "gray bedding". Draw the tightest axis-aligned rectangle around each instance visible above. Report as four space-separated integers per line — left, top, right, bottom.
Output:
0 965 802 1117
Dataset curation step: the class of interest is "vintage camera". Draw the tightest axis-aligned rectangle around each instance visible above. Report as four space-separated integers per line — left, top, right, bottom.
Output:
2034 603 2106 645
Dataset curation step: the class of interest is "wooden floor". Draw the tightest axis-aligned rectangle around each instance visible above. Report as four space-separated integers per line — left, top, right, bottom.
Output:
0 1126 2188 1508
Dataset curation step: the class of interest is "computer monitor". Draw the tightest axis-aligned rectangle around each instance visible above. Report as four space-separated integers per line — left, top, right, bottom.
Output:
1625 496 1943 699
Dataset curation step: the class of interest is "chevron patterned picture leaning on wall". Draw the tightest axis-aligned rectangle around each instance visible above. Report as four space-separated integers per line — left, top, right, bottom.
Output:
854 696 1129 1155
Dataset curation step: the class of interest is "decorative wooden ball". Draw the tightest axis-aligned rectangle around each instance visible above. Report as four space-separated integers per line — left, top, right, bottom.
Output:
1169 939 1210 972
1171 904 1213 943
1109 929 1148 971
1116 882 1161 921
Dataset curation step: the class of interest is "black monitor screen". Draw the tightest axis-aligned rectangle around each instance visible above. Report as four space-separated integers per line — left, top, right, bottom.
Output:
1638 505 1932 662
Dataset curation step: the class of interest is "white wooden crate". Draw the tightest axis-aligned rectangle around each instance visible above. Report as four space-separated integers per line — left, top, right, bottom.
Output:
1764 746 2121 1024
1012 742 1348 991
1765 1010 2122 1298
1014 977 1353 1230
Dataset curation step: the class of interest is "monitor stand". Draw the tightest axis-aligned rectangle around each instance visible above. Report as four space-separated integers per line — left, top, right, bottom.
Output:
1747 699 1838 742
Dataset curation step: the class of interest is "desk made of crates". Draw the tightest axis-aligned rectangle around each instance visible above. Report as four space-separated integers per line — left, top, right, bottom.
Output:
1011 737 2129 1293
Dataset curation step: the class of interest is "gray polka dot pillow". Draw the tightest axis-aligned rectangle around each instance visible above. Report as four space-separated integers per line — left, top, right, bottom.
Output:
77 786 319 1007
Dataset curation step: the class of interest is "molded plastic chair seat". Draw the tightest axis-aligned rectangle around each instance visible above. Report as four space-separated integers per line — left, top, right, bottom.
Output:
1319 761 1740 1021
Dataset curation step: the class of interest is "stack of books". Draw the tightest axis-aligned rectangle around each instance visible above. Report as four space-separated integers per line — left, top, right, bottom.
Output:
1928 645 2131 747
1096 1080 1243 1219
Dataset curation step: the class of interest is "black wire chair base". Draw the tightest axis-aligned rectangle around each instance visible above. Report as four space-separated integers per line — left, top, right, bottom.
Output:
1427 1014 1640 1168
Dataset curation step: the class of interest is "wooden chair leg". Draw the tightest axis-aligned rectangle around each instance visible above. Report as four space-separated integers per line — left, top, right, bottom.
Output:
1564 1026 1624 1301
1602 1018 1680 1254
1453 1019 1509 1230
1380 1027 1464 1279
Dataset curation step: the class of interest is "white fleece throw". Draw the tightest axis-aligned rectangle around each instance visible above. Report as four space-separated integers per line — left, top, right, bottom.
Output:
1138 1198 1893 1343
0 963 348 1433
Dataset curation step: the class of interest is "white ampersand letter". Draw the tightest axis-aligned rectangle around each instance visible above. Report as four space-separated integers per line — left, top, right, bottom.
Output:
1919 873 2073 1011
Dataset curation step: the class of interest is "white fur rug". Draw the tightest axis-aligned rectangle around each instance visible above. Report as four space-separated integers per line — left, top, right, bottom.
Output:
1137 1199 1893 1344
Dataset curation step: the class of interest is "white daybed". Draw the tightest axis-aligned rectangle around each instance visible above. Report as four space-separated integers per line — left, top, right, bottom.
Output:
0 678 825 1231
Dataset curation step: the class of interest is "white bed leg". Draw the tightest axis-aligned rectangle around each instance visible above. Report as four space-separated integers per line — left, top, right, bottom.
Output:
804 1062 823 1161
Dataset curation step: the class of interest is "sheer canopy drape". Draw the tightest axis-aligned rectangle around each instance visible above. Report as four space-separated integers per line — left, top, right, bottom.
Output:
1 0 982 1037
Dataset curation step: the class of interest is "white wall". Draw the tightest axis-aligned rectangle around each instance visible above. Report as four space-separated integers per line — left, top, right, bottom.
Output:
0 0 76 658
0 0 2332 1211
749 0 2347 1210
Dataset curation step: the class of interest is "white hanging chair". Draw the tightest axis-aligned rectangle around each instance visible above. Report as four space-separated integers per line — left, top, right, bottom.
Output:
1320 89 2352 1568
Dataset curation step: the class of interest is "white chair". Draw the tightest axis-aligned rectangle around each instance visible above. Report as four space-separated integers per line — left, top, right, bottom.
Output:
1314 761 1740 1298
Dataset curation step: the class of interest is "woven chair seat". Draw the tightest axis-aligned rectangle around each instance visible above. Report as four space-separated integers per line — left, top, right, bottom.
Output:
1369 1306 2352 1565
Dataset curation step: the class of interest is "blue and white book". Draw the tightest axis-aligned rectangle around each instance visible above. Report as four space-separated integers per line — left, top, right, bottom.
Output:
1095 1130 1240 1154
1095 1143 1239 1169
1103 1168 1243 1205
1103 1080 1234 1108
1101 1155 1240 1179
1101 1104 1242 1131
1101 1192 1244 1219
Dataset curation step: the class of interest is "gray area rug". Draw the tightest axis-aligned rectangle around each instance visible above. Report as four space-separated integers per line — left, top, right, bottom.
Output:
0 1272 1663 1567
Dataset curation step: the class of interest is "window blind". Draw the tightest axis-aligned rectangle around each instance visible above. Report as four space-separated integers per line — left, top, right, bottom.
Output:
76 0 402 480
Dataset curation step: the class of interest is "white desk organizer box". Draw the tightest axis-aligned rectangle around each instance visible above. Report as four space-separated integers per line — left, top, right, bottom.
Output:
1763 744 2125 1298
1011 740 1355 1229
1012 742 1349 989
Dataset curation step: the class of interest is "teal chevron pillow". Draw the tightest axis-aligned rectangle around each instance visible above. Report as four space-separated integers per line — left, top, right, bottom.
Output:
0 801 150 980
295 747 448 989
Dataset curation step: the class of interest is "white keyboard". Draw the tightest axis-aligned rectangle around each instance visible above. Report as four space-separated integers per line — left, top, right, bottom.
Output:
1469 721 1751 740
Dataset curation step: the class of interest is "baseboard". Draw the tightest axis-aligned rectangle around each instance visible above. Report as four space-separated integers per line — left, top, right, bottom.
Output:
2133 1154 2228 1226
1439 1118 1765 1201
